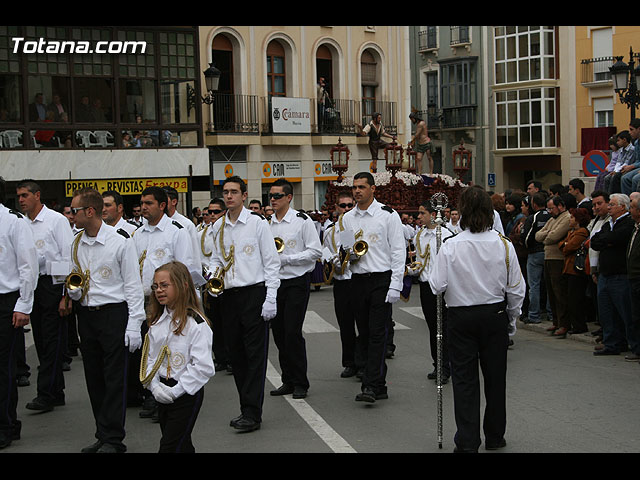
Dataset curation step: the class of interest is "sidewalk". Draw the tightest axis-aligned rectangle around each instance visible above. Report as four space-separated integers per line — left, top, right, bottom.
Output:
518 319 599 346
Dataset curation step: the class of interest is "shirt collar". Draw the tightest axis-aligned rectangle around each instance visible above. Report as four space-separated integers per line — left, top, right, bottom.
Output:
271 207 295 224
32 204 48 223
225 207 249 226
81 222 108 245
354 199 380 217
144 213 170 232
610 211 630 228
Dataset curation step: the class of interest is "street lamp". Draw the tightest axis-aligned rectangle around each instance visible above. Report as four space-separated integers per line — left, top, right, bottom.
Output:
330 137 350 182
609 47 640 121
384 139 404 176
202 63 221 105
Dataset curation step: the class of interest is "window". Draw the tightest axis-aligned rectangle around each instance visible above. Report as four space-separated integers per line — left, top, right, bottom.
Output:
267 41 285 97
441 61 476 107
495 87 557 149
494 26 555 85
594 97 614 127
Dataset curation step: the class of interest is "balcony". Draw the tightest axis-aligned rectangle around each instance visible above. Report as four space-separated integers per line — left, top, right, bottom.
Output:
418 28 437 52
206 93 259 134
418 106 477 130
580 57 614 86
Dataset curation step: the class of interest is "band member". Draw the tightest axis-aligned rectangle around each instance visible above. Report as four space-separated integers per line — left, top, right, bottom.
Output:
101 190 137 236
16 179 74 413
144 261 214 453
200 198 230 372
129 204 144 228
412 201 453 383
68 188 145 453
0 177 38 449
132 186 197 419
162 186 202 280
429 185 525 453
340 172 406 403
268 179 322 399
323 191 358 378
208 176 280 432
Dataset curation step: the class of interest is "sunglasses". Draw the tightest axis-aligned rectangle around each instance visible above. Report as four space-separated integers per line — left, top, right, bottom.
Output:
269 192 286 200
70 206 90 214
208 209 224 215
338 203 354 209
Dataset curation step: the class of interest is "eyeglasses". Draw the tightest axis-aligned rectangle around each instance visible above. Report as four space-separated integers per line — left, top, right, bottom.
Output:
151 282 172 292
208 209 224 215
269 192 286 200
70 206 90 215
338 203 354 209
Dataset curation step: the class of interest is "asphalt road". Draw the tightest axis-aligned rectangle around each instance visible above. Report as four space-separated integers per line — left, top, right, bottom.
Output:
5 283 640 454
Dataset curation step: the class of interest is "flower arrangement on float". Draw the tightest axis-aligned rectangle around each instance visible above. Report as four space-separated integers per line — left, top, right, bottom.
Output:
333 171 465 188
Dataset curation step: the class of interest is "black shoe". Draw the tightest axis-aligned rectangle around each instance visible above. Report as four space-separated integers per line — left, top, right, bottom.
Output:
62 362 71 372
139 397 157 418
16 375 30 387
385 349 395 359
485 438 507 450
292 386 308 399
233 417 261 432
226 364 233 374
25 397 54 412
593 348 620 356
229 415 243 428
81 440 103 453
355 369 364 379
270 384 294 396
427 368 437 380
214 361 228 372
340 366 358 378
355 388 377 403
0 434 12 449
453 446 478 453
96 443 122 453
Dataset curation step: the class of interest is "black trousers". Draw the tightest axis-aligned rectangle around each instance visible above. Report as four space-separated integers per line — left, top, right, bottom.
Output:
566 273 588 331
272 273 311 389
0 291 20 438
351 271 392 395
30 275 66 404
220 283 269 423
203 292 229 365
447 301 509 451
418 281 450 373
157 379 204 453
333 278 357 368
76 302 129 450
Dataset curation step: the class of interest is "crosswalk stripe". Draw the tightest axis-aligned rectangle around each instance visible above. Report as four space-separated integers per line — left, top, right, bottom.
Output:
304 310 411 333
400 306 425 320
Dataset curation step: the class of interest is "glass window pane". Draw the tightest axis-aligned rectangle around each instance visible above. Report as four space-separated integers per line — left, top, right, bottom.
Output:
27 76 71 123
273 56 284 74
160 80 197 124
119 79 157 123
73 78 113 123
520 126 530 148
0 75 22 122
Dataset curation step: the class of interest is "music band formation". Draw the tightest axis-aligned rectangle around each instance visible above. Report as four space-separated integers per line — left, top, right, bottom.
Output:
0 172 525 453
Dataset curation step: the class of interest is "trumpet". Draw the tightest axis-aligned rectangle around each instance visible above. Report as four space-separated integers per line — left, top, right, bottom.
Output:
205 267 225 296
274 237 285 253
66 233 89 304
404 260 423 276
350 228 368 261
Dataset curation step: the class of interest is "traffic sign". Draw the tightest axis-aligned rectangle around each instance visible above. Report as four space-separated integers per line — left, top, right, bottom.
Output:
582 150 609 177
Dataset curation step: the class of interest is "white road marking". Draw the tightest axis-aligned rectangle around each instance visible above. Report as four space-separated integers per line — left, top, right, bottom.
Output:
400 306 425 320
303 311 339 333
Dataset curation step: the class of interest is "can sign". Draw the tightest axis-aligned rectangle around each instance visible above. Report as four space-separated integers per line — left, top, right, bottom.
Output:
582 150 609 177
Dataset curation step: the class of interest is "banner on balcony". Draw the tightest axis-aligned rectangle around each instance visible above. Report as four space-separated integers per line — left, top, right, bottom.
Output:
271 97 311 133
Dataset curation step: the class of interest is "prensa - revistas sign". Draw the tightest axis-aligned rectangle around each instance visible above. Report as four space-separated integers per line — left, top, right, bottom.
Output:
271 97 311 134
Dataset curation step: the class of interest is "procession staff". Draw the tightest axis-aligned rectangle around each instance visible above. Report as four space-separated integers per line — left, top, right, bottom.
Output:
143 261 215 453
208 176 280 432
132 186 197 419
0 177 37 450
16 179 74 413
68 188 145 454
322 191 358 378
429 185 525 453
268 179 322 400
101 190 137 236
340 172 406 403
200 198 230 372
413 201 453 383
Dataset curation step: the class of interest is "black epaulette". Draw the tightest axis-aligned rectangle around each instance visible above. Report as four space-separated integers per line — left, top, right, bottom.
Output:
296 211 308 220
251 211 266 220
442 232 458 243
74 228 84 236
188 308 208 324
172 220 183 229
116 228 130 239
381 205 394 214
8 209 23 218
326 222 335 230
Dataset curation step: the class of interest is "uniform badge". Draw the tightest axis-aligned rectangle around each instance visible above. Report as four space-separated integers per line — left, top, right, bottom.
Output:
35 239 45 249
368 233 380 244
171 352 185 369
99 265 113 280
154 248 166 259
243 244 255 256
286 239 297 249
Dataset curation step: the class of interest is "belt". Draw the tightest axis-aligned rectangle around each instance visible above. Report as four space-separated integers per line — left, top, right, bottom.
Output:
225 282 265 293
78 301 126 312
160 377 178 387
351 270 391 278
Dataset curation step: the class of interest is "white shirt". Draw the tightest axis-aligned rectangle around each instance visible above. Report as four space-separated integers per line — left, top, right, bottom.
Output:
340 199 406 291
114 217 137 236
144 307 215 398
170 210 201 276
133 214 197 296
208 207 281 300
414 226 453 283
199 223 215 270
270 208 322 280
429 229 526 333
493 210 505 235
0 204 38 314
323 217 351 281
448 221 463 234
25 204 74 283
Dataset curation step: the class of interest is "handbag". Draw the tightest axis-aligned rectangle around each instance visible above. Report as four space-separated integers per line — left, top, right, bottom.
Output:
573 239 588 273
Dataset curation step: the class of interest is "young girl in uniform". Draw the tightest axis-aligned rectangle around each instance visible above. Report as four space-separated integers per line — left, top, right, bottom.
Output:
142 261 215 453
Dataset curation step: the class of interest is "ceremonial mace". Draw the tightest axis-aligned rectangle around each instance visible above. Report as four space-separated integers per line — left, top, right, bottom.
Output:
430 192 448 449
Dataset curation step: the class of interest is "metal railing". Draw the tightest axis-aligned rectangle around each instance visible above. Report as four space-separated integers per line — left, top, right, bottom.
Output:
580 57 614 85
207 93 259 134
450 26 470 45
417 106 477 130
418 28 437 51
360 100 397 135
317 98 359 135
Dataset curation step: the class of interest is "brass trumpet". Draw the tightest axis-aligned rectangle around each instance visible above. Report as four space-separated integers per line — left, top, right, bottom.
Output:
350 229 368 261
274 237 285 253
404 261 423 276
205 267 225 296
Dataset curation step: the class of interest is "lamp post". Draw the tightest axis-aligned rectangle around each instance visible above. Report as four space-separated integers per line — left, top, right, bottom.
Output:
202 63 221 104
330 137 350 182
384 139 404 176
405 144 417 174
452 140 471 182
609 47 640 121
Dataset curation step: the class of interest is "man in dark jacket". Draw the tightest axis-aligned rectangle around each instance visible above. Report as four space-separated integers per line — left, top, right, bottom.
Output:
591 193 639 358
626 194 640 361
521 192 551 324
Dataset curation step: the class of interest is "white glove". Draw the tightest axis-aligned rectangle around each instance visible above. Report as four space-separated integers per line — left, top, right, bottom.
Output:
152 383 175 404
385 288 401 304
124 329 142 353
67 287 83 301
261 299 277 321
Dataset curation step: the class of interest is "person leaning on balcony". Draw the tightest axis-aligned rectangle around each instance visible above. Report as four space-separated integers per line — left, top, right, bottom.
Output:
621 118 640 196
355 112 396 161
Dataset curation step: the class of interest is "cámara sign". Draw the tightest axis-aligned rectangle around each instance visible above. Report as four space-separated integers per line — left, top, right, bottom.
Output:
271 97 311 134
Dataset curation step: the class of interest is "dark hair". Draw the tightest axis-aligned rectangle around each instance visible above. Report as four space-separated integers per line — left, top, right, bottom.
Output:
561 192 577 210
72 187 104 214
570 207 591 228
249 199 262 207
550 195 566 208
353 171 375 187
16 179 41 194
222 175 247 193
102 189 123 206
549 184 566 196
617 130 632 143
162 185 179 201
209 197 225 209
630 118 640 129
459 186 494 233
531 192 548 209
568 178 585 194
141 186 168 211
371 112 381 121
409 112 423 122
337 191 354 200
590 189 610 203
0 176 5 204
527 179 542 190
272 178 293 196
420 200 436 213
